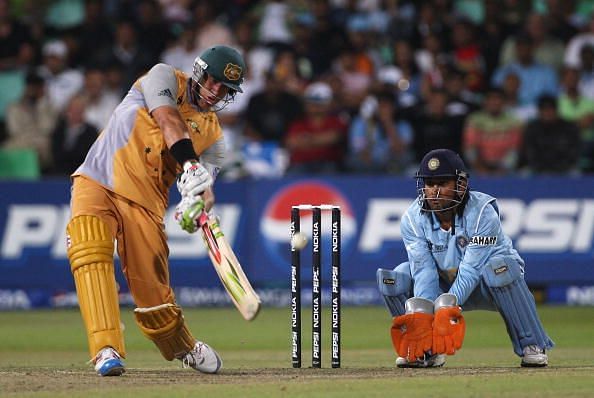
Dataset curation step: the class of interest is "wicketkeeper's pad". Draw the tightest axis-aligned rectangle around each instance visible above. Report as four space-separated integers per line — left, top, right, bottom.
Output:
67 215 126 358
482 256 554 356
376 263 412 317
134 303 195 360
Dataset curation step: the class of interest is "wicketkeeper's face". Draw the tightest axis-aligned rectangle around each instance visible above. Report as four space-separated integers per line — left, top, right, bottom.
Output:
423 178 458 211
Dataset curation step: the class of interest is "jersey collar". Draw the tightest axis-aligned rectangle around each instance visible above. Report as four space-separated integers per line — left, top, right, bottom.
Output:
430 211 464 232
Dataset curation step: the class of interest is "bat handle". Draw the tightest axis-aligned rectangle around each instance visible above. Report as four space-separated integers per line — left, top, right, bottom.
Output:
197 210 209 227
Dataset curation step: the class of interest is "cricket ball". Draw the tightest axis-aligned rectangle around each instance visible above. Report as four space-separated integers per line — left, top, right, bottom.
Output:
291 232 308 250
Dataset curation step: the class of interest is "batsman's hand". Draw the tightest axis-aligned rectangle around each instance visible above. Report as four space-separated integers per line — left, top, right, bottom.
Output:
177 160 213 198
391 313 434 361
432 294 466 355
174 195 205 234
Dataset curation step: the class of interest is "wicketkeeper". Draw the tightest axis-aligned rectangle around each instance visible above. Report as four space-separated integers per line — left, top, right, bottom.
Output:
66 45 246 376
377 148 554 368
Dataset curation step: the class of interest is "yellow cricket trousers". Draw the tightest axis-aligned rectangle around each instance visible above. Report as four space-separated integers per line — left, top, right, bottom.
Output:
70 175 175 307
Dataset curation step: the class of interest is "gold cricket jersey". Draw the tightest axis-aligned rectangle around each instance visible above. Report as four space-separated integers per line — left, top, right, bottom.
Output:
73 69 223 217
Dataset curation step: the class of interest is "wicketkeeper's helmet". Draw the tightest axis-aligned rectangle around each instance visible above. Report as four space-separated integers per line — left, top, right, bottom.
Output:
191 45 246 110
416 148 469 212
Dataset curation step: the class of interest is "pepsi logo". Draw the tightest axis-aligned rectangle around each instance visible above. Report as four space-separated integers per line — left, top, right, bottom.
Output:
260 181 357 272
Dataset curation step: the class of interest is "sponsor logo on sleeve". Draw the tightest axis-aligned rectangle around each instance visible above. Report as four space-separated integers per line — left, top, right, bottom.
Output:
469 236 497 246
383 278 395 285
157 88 174 100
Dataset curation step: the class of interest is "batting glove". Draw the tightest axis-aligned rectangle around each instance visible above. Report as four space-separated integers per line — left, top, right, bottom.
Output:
177 160 213 198
174 195 205 234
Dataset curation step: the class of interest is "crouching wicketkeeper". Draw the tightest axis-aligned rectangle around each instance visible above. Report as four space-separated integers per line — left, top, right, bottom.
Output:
377 149 554 368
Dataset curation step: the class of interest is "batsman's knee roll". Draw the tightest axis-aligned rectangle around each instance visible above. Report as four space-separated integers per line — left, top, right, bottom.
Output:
67 215 126 358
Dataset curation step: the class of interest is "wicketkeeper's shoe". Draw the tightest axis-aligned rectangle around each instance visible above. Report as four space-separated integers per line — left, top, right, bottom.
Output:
396 353 446 368
179 341 223 374
93 346 125 376
521 345 548 367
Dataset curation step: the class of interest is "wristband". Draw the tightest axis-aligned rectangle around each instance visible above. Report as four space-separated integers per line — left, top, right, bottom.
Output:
170 138 198 166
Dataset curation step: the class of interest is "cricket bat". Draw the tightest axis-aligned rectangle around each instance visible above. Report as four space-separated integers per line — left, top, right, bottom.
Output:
197 211 261 321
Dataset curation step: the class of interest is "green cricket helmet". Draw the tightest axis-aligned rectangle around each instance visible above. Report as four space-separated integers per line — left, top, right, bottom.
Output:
193 45 245 93
191 45 245 111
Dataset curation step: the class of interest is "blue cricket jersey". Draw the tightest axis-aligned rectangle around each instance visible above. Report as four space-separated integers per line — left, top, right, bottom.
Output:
401 191 524 304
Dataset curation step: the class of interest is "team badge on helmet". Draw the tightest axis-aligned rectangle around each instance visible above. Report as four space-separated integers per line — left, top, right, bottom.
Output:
224 63 242 81
428 157 440 171
194 46 246 93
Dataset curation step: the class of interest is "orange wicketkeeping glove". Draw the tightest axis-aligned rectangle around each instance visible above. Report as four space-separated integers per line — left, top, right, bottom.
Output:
391 313 434 361
432 306 466 355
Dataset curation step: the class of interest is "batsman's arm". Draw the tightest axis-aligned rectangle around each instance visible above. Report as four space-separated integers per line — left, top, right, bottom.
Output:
153 106 193 149
141 63 205 173
142 65 218 200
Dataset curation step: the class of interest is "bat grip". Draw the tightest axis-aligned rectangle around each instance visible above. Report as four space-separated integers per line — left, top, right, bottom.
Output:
197 211 209 227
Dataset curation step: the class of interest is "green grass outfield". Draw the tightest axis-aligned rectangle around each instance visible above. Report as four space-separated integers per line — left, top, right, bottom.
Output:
1 306 594 397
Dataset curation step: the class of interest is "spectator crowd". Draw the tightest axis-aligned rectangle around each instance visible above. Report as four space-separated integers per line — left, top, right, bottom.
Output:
1 0 594 178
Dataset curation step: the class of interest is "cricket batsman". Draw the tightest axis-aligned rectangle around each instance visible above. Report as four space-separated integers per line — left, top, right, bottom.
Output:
66 45 246 376
377 148 554 368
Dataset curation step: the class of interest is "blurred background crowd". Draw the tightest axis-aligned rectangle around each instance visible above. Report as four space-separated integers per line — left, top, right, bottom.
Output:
1 0 594 180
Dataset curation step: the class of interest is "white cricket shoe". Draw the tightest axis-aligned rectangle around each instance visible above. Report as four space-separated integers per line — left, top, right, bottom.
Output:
521 345 548 367
396 353 446 368
93 346 125 376
179 341 223 374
